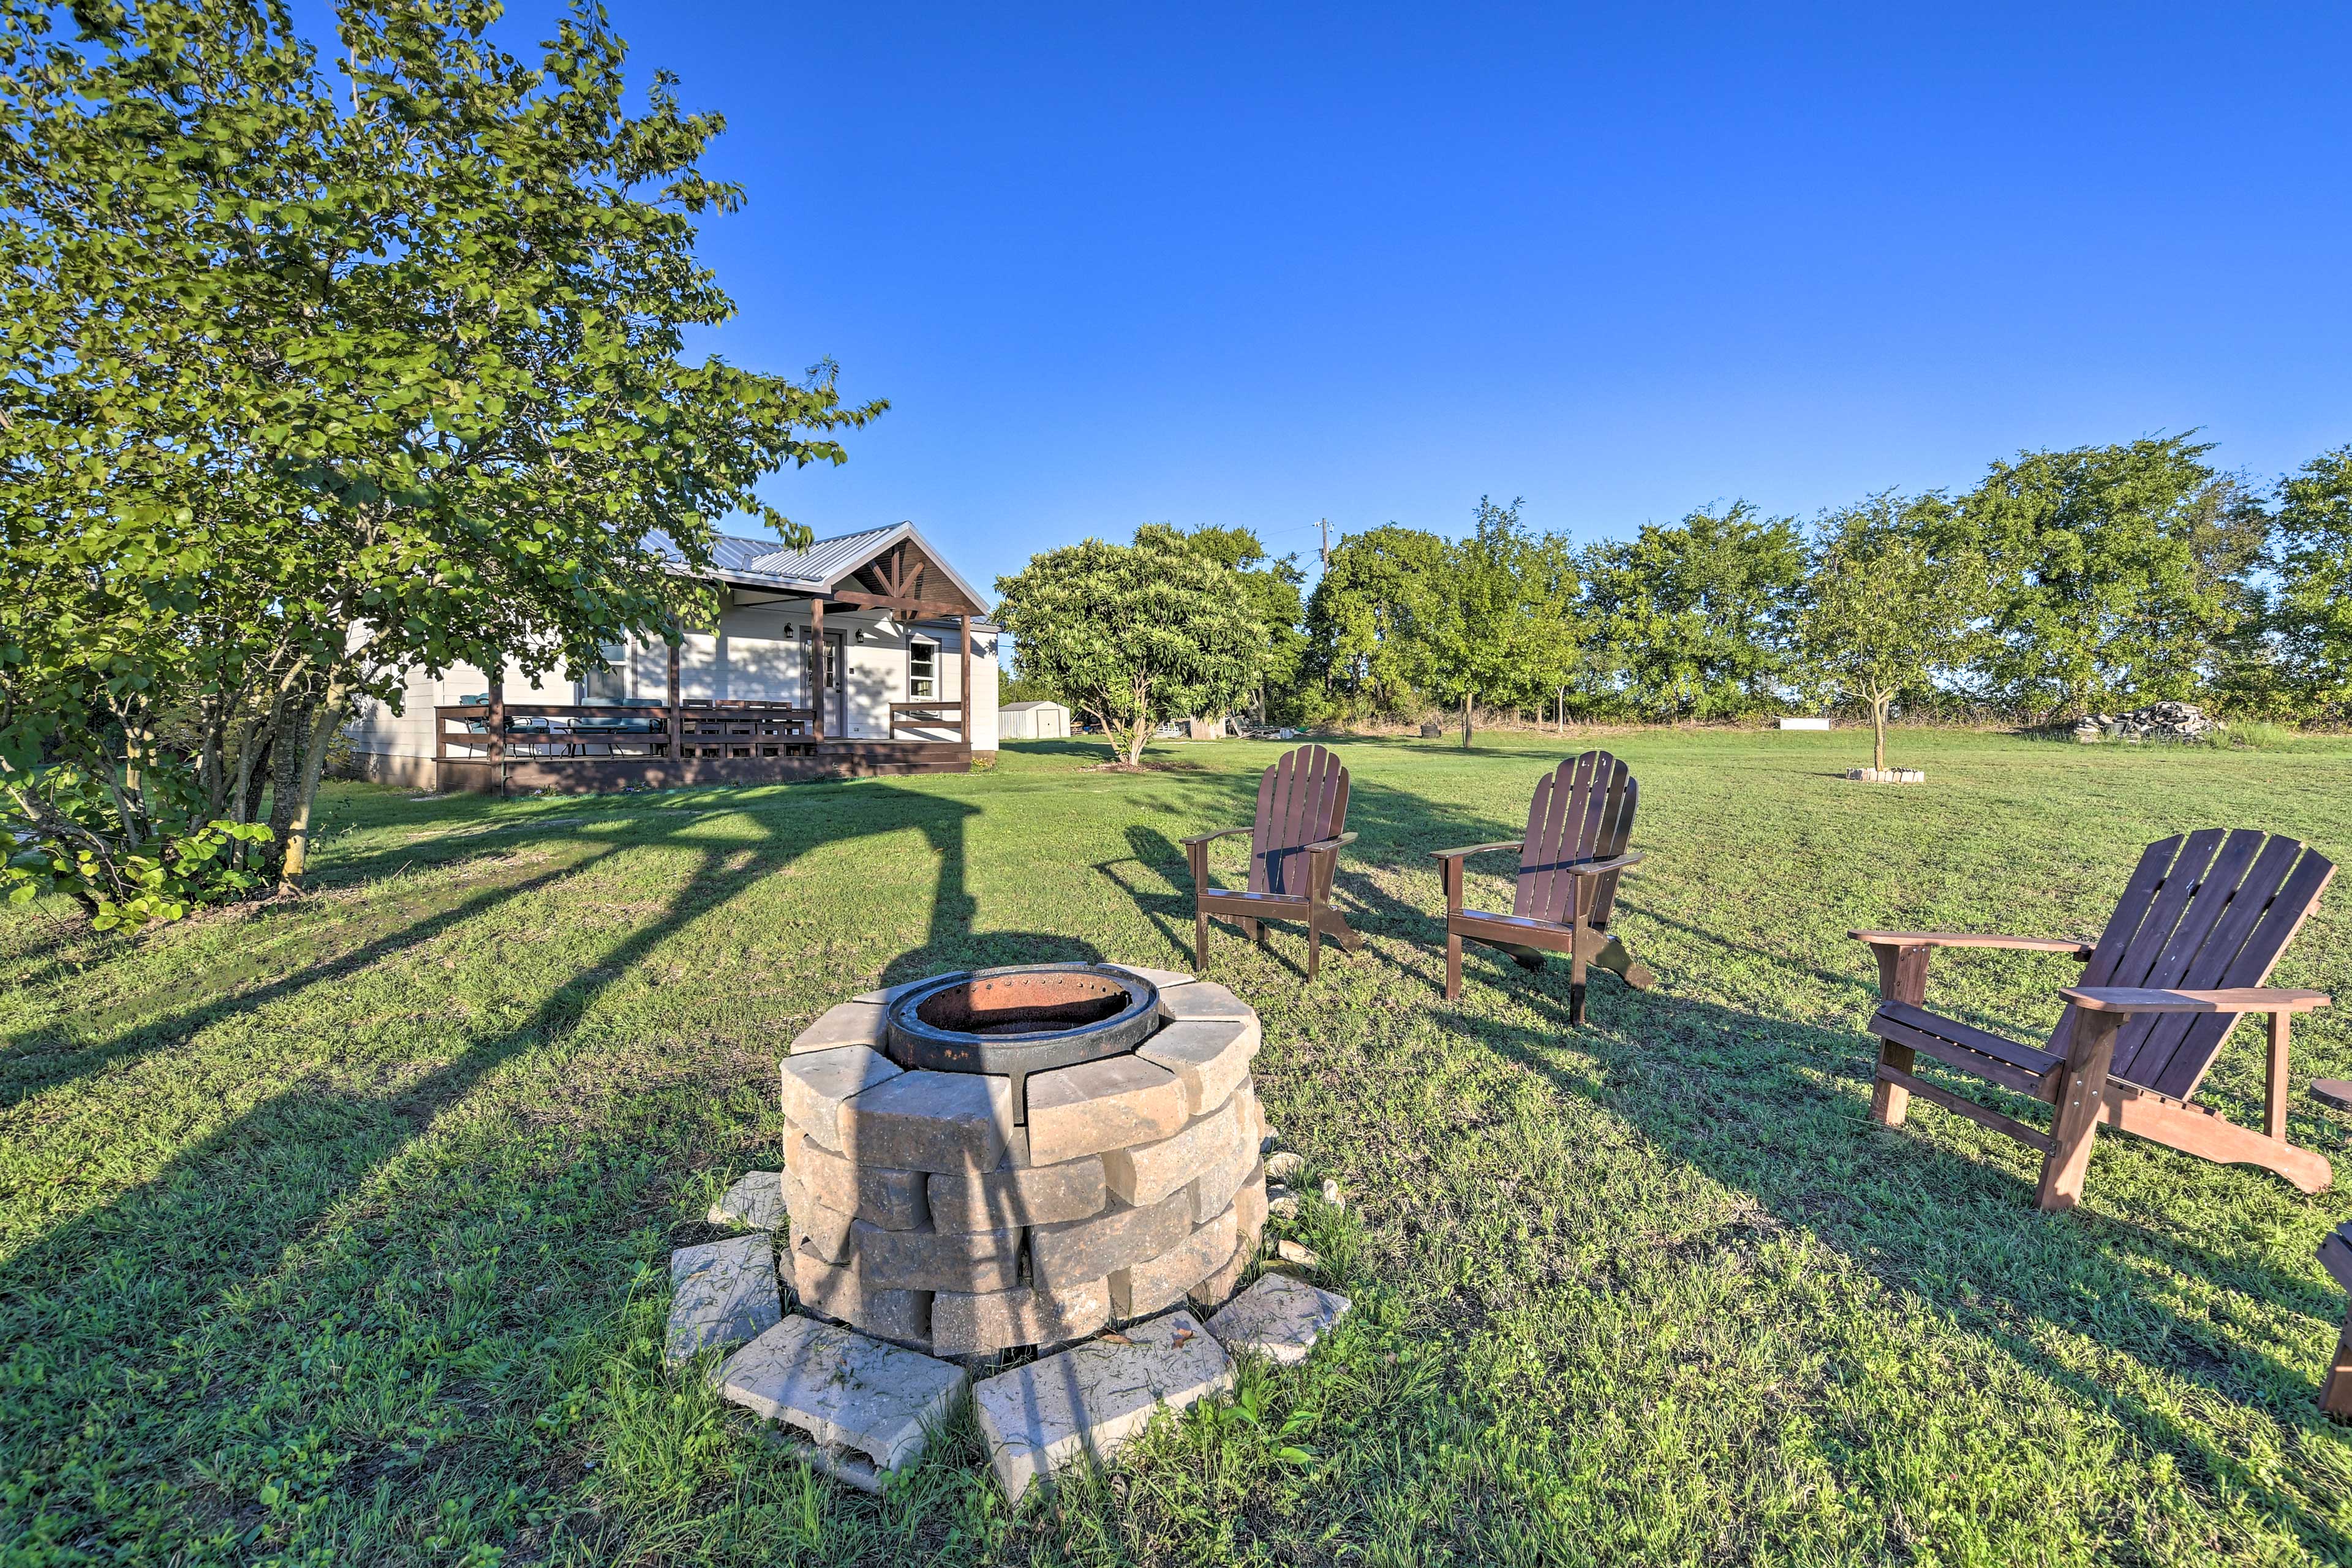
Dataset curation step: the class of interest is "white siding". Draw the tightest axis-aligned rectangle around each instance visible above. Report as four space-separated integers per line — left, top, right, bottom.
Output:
347 608 1001 761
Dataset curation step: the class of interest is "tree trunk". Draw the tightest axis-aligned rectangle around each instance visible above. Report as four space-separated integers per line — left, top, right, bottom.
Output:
1873 694 1890 772
277 684 350 891
198 694 227 820
263 695 315 873
1460 691 1473 750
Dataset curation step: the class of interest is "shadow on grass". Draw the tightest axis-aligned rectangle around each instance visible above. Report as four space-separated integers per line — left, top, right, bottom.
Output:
1433 970 2352 1558
0 854 607 1114
0 778 1088 1556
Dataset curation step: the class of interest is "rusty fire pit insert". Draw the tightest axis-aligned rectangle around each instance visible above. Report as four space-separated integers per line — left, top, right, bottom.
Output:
884 963 1160 1121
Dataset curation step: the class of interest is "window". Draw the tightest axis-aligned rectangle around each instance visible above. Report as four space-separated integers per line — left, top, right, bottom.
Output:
581 641 630 703
908 639 937 699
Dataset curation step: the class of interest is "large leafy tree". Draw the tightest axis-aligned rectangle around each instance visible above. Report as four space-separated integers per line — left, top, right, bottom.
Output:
1580 501 1806 720
1182 524 1309 724
993 527 1267 766
1954 435 2262 718
1406 497 1580 747
1 0 879 910
1303 525 1448 718
2269 446 2352 712
1796 492 1984 771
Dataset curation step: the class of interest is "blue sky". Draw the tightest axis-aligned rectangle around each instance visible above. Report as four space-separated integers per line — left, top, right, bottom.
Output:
489 2 2350 592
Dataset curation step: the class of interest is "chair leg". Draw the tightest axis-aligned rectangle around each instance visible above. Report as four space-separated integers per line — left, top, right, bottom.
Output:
1870 1039 1914 1128
1308 918 1321 980
2324 1312 2352 1420
1194 906 1209 974
1445 926 1463 1001
2037 1011 2121 1212
1567 886 1592 1027
2267 1011 2292 1144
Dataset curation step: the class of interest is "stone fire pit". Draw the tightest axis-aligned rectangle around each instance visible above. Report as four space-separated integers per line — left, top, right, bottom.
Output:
777 962 1268 1357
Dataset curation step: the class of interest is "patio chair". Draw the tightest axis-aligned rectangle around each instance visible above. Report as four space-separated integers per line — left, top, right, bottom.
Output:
1431 750 1656 1023
1181 744 1359 979
2318 1220 2352 1419
1855 829 2335 1212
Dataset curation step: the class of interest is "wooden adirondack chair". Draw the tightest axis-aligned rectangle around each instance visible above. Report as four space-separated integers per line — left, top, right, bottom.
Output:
1856 829 2336 1212
1181 744 1360 979
1431 750 1657 1023
2316 1220 2352 1419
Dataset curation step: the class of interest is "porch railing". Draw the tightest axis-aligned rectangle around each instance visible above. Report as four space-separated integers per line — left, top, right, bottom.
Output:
675 701 817 756
888 699 967 742
437 698 962 764
437 703 677 762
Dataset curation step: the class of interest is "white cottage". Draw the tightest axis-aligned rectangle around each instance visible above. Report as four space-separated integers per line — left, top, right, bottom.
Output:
348 522 999 793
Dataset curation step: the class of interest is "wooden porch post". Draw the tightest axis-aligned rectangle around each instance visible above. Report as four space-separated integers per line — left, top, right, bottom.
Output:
810 597 826 741
959 613 973 747
665 639 682 761
486 668 506 796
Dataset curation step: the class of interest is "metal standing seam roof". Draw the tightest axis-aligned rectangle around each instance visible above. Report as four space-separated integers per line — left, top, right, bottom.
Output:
649 521 993 617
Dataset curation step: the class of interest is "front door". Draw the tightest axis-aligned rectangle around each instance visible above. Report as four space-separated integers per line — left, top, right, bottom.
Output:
809 630 845 735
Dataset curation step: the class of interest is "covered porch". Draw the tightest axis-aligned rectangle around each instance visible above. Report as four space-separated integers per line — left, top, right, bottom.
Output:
422 524 992 794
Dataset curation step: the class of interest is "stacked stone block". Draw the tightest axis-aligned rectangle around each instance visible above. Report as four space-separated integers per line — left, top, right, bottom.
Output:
778 971 1268 1357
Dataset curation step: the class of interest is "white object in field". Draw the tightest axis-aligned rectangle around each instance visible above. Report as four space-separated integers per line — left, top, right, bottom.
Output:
999 700 1071 741
1778 717 1833 731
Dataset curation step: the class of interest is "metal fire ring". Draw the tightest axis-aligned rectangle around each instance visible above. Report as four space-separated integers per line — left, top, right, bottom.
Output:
883 963 1160 1123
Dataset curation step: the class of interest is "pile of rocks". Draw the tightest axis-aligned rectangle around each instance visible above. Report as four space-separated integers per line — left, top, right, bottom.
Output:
2073 701 2218 742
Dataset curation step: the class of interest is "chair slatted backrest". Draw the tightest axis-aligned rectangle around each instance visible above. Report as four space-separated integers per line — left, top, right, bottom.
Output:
1512 751 1638 927
1248 744 1351 898
2049 830 2336 1098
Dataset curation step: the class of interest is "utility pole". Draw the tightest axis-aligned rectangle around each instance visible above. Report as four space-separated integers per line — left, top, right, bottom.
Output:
1319 518 1330 568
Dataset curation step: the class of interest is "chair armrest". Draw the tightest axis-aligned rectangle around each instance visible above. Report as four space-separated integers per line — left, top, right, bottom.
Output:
1430 839 1524 861
1178 826 1254 848
2059 986 2331 1015
1302 832 1357 855
1561 851 1643 876
1851 930 2095 959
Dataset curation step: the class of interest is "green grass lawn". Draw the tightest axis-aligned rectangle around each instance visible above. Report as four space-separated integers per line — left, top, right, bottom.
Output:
7 726 2352 1566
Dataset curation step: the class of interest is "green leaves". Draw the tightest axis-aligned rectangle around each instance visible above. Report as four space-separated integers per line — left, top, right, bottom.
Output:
1 0 882 900
995 529 1270 763
1955 435 2255 716
2270 447 2352 709
1575 502 1807 723
1 775 274 929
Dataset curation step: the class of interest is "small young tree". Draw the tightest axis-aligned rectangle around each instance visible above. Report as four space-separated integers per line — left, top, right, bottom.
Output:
993 529 1267 766
1796 494 1981 772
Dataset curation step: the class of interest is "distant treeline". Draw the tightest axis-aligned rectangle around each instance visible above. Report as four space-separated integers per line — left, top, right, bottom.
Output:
1231 434 2351 729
